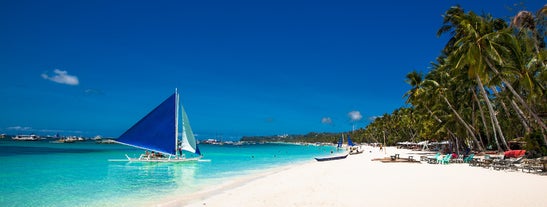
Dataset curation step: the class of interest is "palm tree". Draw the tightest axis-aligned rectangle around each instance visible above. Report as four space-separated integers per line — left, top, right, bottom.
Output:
438 6 510 151
422 68 484 151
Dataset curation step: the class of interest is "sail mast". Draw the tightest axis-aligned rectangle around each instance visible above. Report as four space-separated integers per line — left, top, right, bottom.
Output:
175 88 179 156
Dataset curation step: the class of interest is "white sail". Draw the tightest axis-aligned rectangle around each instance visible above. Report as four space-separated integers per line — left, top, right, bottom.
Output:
179 100 199 154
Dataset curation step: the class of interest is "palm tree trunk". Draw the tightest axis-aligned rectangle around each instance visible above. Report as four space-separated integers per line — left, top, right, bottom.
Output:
471 89 490 147
510 100 532 134
490 87 512 121
425 106 443 123
448 130 460 155
475 75 507 151
441 94 484 151
490 87 512 150
491 84 532 134
484 58 547 144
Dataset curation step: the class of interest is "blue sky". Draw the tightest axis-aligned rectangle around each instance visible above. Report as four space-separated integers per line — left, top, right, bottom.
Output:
1 0 545 139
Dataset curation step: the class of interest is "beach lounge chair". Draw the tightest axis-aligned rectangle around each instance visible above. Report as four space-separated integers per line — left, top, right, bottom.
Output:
440 154 451 164
505 156 525 170
519 158 544 173
480 155 494 169
427 153 441 164
463 154 475 163
453 154 464 163
492 159 510 170
436 154 444 164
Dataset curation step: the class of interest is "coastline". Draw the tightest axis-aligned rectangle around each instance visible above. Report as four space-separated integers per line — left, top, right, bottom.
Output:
170 146 547 207
156 161 311 207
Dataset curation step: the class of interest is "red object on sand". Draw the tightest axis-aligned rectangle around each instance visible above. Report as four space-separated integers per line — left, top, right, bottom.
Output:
504 150 526 158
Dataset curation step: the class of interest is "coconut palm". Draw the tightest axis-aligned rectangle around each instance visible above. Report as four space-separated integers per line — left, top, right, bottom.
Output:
438 6 512 151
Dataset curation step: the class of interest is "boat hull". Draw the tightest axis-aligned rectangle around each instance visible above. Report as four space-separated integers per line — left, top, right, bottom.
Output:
108 154 202 163
314 154 348 161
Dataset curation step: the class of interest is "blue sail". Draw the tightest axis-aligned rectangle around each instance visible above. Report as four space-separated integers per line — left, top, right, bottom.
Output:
347 135 355 146
116 93 177 155
337 136 343 148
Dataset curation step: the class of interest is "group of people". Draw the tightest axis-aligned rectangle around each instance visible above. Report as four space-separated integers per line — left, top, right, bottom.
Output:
139 142 185 159
144 150 164 159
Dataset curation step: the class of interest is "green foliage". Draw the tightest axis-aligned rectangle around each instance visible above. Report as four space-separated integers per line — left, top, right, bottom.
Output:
524 131 547 158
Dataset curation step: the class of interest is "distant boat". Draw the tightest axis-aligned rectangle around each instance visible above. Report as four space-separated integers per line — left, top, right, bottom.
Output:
110 89 202 162
51 136 83 143
95 139 117 144
337 134 343 148
12 134 41 141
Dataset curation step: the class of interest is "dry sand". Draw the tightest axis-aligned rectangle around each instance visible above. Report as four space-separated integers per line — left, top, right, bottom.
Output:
162 146 546 207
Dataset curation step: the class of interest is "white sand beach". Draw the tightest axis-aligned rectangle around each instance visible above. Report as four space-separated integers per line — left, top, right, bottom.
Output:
164 146 546 207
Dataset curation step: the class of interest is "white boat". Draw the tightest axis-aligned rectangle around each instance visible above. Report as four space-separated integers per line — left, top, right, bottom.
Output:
109 89 202 162
12 134 41 141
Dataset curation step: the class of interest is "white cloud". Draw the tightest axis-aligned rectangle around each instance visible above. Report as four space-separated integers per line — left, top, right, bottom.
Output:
41 69 79 86
7 126 33 131
84 89 103 95
369 115 382 122
321 117 333 125
348 111 362 122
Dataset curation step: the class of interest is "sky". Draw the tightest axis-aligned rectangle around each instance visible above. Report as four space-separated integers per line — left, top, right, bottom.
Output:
1 0 545 139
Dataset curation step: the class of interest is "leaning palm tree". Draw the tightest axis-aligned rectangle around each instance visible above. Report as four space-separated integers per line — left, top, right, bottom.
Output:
422 68 485 151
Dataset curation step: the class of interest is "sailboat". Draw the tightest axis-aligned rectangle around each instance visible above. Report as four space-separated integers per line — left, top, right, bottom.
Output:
110 89 202 162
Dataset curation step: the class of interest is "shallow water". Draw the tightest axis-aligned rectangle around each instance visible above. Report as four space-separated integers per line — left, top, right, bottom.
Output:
0 140 335 207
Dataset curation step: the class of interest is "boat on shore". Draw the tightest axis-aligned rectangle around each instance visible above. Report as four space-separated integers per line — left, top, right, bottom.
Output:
347 135 364 155
109 89 202 163
349 146 364 155
315 153 349 161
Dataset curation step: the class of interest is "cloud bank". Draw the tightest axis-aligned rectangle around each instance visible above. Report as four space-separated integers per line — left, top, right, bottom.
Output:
41 69 79 86
348 111 362 122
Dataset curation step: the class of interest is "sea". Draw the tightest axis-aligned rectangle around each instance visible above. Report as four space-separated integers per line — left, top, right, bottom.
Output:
0 139 336 207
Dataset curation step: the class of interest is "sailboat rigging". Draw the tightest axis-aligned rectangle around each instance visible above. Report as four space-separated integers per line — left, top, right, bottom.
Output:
109 89 202 162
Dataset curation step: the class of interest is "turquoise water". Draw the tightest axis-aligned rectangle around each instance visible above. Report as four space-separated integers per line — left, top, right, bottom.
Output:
0 140 335 207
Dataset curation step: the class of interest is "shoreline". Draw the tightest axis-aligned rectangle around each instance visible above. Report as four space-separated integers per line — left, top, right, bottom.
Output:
169 146 546 207
157 161 312 207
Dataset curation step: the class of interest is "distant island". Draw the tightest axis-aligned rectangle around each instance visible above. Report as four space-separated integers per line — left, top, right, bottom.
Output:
241 131 366 144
